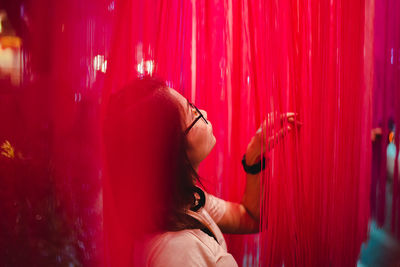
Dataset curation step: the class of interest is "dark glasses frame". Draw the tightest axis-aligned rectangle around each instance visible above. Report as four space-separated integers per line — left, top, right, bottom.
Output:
184 103 208 135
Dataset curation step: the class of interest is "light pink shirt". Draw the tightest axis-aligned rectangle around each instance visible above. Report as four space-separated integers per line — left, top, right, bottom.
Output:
145 193 238 266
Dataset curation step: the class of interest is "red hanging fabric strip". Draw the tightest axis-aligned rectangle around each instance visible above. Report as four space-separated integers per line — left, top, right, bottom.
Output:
1 0 382 266
101 0 373 266
258 0 371 266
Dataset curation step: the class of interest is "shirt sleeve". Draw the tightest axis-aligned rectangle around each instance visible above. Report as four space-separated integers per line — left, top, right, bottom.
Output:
204 193 227 224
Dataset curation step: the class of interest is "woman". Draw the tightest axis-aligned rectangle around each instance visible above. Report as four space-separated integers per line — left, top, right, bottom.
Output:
103 77 297 266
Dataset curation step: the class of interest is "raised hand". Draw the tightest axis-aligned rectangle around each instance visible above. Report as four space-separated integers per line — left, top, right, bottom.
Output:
246 112 301 165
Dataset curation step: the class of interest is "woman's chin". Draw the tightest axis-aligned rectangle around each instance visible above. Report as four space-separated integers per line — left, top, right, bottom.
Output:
203 137 216 161
208 135 217 154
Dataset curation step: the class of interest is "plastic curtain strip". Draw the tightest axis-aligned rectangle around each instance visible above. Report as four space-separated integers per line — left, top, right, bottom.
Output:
0 0 375 266
102 0 372 266
257 1 371 266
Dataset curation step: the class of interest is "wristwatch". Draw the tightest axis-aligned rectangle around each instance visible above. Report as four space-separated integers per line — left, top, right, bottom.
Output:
241 154 266 174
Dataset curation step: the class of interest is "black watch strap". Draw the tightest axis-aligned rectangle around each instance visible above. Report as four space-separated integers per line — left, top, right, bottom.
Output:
241 154 266 174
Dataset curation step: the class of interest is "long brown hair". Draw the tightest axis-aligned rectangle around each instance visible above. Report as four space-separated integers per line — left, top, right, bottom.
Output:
103 76 203 234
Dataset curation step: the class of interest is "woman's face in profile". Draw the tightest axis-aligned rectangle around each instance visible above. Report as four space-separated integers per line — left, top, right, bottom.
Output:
168 88 216 167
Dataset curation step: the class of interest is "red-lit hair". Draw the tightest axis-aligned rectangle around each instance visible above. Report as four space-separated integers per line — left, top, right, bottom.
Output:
103 76 202 236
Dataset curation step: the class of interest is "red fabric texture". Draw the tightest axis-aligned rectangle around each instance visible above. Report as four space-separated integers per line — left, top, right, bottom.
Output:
102 1 371 266
258 1 371 266
0 0 378 266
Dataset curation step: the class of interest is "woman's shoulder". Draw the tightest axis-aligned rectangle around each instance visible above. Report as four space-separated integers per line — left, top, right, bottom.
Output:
204 192 227 224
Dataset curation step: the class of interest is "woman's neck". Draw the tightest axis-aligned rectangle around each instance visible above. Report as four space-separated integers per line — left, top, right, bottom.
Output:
192 163 199 172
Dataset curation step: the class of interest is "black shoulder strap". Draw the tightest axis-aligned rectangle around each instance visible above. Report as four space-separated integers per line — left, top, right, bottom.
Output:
200 227 219 244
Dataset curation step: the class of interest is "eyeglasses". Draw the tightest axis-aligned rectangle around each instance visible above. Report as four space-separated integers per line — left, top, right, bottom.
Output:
184 102 208 135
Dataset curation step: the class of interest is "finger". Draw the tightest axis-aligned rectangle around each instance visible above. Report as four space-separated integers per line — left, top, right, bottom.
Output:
264 125 292 152
280 112 298 120
288 119 302 127
280 113 298 127
257 119 267 134
278 126 289 139
286 112 296 118
267 113 275 126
